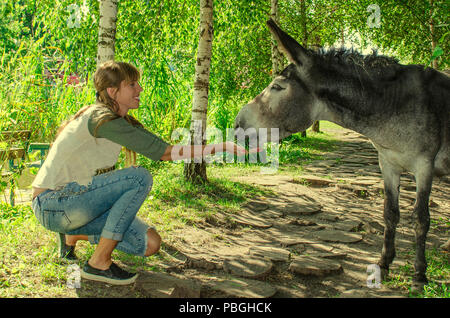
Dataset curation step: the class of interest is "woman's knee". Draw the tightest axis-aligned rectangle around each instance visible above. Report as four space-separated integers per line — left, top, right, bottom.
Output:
133 166 153 192
144 228 161 257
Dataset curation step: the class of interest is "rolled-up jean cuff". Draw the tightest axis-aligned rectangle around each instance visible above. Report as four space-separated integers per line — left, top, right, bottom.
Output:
101 229 123 241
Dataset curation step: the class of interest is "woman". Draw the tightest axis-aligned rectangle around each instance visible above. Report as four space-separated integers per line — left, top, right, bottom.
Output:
31 61 249 285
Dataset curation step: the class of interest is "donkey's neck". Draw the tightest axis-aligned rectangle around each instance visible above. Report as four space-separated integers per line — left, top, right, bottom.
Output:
313 92 385 142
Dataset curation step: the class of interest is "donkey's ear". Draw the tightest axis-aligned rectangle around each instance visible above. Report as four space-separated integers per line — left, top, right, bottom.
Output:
267 19 310 67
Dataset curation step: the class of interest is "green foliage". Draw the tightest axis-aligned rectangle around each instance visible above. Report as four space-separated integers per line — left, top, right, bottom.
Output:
0 202 33 230
346 0 449 68
279 131 338 164
0 0 447 151
384 247 450 298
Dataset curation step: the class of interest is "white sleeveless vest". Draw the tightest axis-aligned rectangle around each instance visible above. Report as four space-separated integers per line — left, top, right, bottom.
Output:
32 106 122 190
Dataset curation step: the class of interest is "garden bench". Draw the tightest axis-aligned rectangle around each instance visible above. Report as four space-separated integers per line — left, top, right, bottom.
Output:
0 130 50 206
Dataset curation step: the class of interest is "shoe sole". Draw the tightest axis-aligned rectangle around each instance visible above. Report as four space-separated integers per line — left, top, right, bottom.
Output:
80 269 138 285
60 257 78 264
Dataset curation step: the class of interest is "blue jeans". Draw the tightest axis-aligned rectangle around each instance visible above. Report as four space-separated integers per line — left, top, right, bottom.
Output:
32 166 154 257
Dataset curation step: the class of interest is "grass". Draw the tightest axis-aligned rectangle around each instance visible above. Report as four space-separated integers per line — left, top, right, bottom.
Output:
384 247 450 298
279 126 340 165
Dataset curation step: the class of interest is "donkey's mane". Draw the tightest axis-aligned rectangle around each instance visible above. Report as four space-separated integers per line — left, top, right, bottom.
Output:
311 47 401 81
316 47 399 70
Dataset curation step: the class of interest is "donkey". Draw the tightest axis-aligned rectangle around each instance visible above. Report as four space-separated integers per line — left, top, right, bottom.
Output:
234 19 449 289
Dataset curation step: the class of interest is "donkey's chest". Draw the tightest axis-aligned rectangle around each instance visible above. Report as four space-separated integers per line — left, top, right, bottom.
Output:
371 142 418 173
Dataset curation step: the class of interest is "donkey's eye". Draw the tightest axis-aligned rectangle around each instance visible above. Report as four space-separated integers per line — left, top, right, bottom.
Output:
271 84 284 91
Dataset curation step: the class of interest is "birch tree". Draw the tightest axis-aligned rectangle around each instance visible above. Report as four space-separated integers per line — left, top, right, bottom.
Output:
184 0 214 183
96 0 118 67
429 0 438 69
96 0 137 166
270 0 284 78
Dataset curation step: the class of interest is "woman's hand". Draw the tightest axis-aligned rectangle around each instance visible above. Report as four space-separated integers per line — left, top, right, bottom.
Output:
160 142 261 161
223 141 247 156
220 141 261 156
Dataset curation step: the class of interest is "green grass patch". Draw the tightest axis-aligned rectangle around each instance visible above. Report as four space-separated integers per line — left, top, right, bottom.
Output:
140 163 275 234
279 129 339 164
384 247 450 298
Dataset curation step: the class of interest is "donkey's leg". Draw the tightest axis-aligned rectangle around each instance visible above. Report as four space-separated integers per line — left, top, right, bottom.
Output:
411 165 433 286
377 156 401 278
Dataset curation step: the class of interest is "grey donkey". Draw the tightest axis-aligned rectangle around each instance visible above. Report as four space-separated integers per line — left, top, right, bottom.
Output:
234 19 449 290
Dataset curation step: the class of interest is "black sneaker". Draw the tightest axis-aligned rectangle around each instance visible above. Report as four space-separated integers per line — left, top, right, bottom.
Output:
58 233 78 262
81 261 138 285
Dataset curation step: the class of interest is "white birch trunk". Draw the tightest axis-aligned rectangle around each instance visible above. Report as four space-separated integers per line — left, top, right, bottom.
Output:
271 0 283 78
96 0 118 67
184 0 214 183
96 0 134 166
429 0 438 69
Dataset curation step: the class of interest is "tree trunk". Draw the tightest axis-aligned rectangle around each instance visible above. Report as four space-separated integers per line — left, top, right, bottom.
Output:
311 34 321 133
270 0 284 78
429 0 438 69
300 0 307 48
184 0 214 184
300 0 307 138
96 0 136 167
312 120 320 132
96 0 118 67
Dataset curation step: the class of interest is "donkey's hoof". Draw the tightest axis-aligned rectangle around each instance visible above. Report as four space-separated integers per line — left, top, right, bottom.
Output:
410 281 426 295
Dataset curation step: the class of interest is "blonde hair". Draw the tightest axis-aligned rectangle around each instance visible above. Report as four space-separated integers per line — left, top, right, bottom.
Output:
55 61 144 165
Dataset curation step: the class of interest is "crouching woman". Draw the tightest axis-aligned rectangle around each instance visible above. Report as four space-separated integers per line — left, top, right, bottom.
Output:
31 61 247 285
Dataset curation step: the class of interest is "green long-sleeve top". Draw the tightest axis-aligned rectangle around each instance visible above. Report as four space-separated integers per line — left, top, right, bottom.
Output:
87 106 169 161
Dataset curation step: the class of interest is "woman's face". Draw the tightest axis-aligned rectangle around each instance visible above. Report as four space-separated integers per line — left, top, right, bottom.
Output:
109 80 143 116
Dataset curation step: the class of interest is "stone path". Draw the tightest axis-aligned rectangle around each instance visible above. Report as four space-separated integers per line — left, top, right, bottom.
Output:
149 127 449 298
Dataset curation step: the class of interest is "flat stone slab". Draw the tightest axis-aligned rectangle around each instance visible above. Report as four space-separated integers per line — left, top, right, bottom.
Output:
318 213 340 222
231 211 273 229
276 236 319 247
292 219 318 226
339 289 405 298
243 200 270 212
186 255 221 270
294 175 334 187
289 256 343 277
311 252 347 259
248 246 291 262
363 221 385 235
313 229 363 243
223 257 273 279
283 203 322 216
333 219 363 232
136 272 202 298
441 239 450 252
258 209 284 219
211 278 277 298
335 184 370 197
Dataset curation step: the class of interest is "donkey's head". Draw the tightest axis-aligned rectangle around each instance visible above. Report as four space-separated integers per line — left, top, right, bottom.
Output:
234 19 325 141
